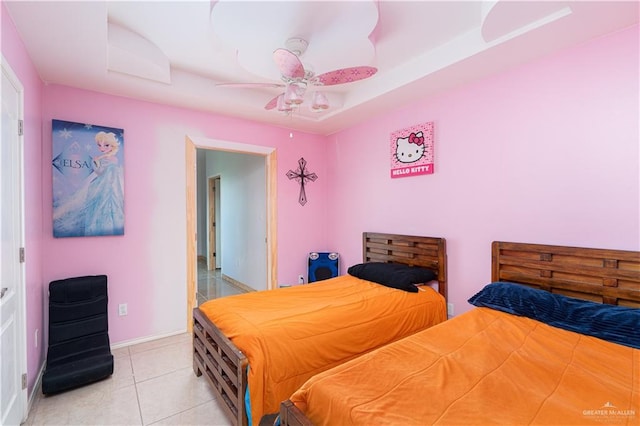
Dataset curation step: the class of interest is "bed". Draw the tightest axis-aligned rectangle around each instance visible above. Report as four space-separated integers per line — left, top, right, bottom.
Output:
281 241 640 426
192 232 448 426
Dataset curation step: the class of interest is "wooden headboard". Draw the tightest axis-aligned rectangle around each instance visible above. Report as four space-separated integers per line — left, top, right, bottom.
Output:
363 232 447 300
492 241 640 307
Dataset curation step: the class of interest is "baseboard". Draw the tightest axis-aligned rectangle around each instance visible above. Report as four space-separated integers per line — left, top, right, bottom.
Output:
27 362 46 415
110 329 188 350
222 274 256 293
197 255 206 263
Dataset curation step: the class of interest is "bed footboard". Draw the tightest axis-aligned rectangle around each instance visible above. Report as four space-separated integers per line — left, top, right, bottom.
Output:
279 400 313 426
193 307 248 426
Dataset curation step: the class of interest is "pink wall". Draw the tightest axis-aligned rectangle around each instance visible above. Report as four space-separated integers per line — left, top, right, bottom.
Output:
327 25 640 317
41 86 329 346
2 3 45 394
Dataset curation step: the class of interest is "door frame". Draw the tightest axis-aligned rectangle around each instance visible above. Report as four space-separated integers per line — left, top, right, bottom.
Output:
185 136 277 332
207 176 220 271
1 54 28 424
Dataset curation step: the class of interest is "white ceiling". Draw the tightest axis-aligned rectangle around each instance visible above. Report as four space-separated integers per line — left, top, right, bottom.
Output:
5 1 639 136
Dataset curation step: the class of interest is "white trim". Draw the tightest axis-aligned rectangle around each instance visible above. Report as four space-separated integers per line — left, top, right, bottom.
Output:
110 329 188 350
27 363 46 415
189 136 275 155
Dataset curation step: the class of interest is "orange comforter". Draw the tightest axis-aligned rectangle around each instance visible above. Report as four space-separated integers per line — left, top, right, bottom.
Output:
198 274 445 425
290 307 639 425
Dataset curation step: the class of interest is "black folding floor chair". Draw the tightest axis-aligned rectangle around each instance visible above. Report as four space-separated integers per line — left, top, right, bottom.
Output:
42 275 114 395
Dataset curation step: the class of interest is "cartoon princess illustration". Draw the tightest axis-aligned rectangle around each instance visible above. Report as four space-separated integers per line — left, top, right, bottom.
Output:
83 131 124 235
394 131 425 164
53 131 124 236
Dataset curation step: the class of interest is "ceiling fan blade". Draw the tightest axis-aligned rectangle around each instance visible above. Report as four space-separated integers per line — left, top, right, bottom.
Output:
316 66 378 86
217 82 284 89
264 94 282 110
273 48 305 79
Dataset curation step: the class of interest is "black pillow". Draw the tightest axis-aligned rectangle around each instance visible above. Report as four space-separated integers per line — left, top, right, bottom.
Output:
347 262 437 293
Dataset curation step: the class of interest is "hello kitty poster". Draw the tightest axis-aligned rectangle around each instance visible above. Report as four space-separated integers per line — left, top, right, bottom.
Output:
390 122 434 178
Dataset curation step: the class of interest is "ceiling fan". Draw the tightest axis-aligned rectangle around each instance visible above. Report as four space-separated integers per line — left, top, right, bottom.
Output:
217 38 378 114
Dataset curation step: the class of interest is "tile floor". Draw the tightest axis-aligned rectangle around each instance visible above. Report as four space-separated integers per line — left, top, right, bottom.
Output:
24 264 249 426
197 261 249 306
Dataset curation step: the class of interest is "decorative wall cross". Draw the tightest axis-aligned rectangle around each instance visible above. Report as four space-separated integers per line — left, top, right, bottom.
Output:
286 157 317 206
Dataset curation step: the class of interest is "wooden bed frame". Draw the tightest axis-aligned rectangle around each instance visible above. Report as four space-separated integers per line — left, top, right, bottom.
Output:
279 240 640 426
192 232 447 426
491 241 640 307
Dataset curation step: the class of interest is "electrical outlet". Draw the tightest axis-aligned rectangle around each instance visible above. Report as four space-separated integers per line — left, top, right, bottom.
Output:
447 303 454 317
118 303 128 316
35 329 39 348
298 275 304 284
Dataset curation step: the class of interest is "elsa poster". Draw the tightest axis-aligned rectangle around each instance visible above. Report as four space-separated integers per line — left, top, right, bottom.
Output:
52 119 124 237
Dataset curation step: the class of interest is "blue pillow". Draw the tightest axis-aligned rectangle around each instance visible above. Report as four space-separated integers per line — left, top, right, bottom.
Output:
468 282 640 349
347 262 437 293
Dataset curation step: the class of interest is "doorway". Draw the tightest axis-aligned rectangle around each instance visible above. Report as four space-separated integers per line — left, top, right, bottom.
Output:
185 136 277 332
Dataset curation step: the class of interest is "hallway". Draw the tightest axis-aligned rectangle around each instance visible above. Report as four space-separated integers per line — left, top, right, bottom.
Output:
196 259 248 306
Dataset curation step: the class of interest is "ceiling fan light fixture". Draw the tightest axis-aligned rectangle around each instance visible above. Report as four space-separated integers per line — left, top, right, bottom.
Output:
285 81 306 105
276 94 293 112
311 91 330 111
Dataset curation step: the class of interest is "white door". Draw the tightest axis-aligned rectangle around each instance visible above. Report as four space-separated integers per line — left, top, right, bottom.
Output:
1 56 27 426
